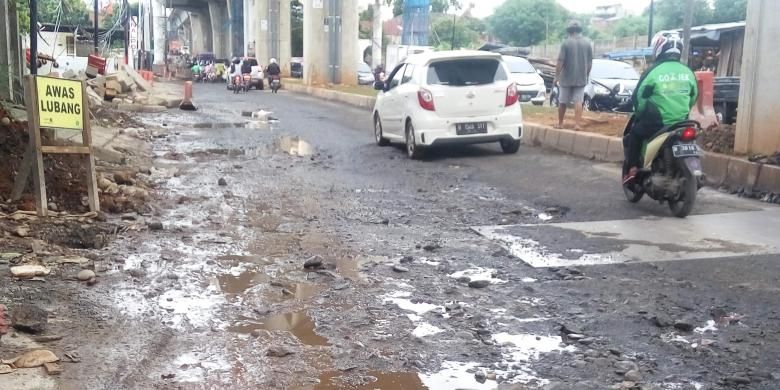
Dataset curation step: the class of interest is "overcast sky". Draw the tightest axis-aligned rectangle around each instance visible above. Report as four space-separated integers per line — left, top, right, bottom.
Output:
359 0 653 19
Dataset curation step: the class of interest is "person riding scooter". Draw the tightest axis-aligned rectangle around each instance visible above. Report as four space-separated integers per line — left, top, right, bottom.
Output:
229 57 242 89
266 58 282 93
623 31 698 185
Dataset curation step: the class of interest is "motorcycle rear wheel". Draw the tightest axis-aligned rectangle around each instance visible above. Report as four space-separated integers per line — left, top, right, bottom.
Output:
668 170 697 218
622 164 644 203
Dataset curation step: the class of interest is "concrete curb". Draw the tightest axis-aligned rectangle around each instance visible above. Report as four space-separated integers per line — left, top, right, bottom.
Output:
283 82 376 111
524 122 780 194
279 85 780 194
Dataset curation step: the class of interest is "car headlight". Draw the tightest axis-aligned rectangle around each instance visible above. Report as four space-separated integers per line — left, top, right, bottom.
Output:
594 84 610 95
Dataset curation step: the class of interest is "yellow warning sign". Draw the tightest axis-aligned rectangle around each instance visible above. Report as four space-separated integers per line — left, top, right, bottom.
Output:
35 76 84 130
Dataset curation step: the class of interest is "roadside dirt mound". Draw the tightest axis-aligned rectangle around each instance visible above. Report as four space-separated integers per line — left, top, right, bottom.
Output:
699 124 736 154
0 106 149 214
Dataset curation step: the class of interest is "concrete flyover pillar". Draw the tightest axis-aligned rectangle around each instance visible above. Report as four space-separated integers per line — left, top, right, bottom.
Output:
255 0 270 63
339 0 358 86
735 0 780 155
208 0 228 59
153 0 166 65
279 0 292 75
190 11 212 56
304 0 358 86
303 0 327 85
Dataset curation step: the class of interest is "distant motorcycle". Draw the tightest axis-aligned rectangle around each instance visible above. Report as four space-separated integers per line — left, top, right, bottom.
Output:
270 75 281 93
232 75 243 94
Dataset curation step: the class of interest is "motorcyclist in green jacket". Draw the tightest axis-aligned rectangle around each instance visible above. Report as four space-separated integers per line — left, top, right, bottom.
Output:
623 31 699 184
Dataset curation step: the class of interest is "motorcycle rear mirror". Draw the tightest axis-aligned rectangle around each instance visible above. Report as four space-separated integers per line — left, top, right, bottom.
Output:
611 84 622 96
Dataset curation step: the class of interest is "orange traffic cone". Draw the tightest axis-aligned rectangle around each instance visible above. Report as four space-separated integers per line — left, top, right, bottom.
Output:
180 81 197 111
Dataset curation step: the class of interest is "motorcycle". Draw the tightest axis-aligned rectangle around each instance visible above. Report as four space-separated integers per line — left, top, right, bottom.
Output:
270 75 281 93
232 75 243 94
242 73 252 92
617 88 703 218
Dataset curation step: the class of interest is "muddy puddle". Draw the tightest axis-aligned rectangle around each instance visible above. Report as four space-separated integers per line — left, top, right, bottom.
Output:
312 371 424 390
218 269 269 294
227 311 330 346
278 136 315 157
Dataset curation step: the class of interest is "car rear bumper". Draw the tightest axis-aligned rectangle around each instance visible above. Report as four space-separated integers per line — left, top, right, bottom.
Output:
413 111 523 147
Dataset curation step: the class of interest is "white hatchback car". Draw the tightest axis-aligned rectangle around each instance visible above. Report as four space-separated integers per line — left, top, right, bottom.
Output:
372 51 523 159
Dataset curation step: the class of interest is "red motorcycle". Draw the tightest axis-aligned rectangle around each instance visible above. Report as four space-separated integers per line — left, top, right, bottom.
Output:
232 75 243 94
242 74 252 92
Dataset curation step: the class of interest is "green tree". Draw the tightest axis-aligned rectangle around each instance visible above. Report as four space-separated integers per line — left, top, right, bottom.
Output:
487 0 570 46
611 15 650 38
15 0 30 34
16 0 89 35
291 0 303 57
359 4 374 39
645 0 712 32
430 14 483 50
389 0 461 17
711 0 747 23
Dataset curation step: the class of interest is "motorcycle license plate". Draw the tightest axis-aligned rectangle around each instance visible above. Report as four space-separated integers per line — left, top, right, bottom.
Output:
456 122 488 135
672 144 702 157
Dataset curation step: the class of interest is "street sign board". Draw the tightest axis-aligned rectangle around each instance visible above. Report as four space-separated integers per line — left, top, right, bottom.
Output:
35 76 84 130
12 76 99 216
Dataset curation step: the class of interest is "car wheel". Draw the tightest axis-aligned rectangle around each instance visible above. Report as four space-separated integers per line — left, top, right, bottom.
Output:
259 81 265 90
500 139 521 154
405 121 423 160
374 115 390 146
583 96 593 111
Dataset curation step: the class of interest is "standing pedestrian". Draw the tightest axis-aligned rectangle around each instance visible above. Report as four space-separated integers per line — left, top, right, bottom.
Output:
555 20 593 131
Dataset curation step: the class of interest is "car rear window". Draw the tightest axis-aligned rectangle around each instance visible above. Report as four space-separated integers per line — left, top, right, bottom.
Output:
245 59 259 67
426 59 507 86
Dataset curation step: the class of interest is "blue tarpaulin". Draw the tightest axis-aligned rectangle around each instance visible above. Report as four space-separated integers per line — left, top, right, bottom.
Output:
603 48 653 60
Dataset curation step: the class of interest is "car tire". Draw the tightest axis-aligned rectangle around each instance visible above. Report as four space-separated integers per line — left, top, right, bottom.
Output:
374 115 390 146
500 139 521 154
405 121 423 160
583 96 593 111
259 81 265 90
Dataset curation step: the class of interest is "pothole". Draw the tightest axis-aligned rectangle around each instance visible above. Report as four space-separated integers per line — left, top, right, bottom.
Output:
227 310 330 346
278 136 315 157
314 371 424 389
217 269 269 294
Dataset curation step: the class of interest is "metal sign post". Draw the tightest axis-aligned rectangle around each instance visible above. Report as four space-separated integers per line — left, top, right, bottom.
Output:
12 76 100 216
29 0 37 75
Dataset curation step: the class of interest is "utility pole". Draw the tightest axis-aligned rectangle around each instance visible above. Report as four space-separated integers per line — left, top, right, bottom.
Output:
450 12 456 50
371 0 382 69
681 0 694 65
29 0 38 75
94 0 99 53
124 0 129 64
647 0 654 46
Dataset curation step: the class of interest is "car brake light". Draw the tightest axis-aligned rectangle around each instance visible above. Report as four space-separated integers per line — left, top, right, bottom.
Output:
506 83 518 106
418 88 435 111
681 127 697 141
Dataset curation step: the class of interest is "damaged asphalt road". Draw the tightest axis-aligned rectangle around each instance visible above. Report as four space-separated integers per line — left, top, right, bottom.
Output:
2 83 779 390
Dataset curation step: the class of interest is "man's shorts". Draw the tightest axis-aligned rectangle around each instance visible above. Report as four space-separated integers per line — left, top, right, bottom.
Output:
558 86 585 106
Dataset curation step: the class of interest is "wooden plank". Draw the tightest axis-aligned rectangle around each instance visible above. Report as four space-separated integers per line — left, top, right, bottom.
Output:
11 144 34 201
40 145 91 154
80 80 100 213
26 76 48 217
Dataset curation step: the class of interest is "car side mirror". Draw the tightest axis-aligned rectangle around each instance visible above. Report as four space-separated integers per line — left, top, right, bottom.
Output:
611 83 622 96
374 81 385 91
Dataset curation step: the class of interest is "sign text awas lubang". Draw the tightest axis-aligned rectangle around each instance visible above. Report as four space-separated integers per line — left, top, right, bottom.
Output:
35 76 84 130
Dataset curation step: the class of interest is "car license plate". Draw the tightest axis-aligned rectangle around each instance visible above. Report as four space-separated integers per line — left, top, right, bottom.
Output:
672 144 702 157
520 94 533 102
456 122 488 135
